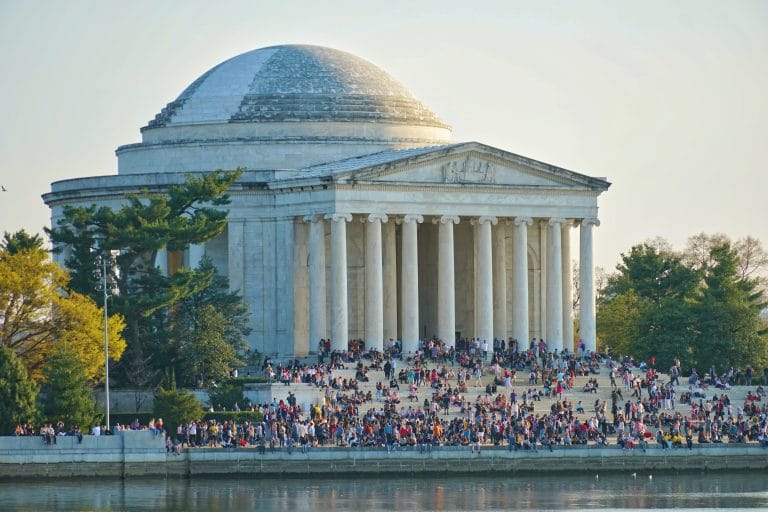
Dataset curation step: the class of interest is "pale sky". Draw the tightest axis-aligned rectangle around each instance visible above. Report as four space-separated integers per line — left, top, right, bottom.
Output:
0 0 766 272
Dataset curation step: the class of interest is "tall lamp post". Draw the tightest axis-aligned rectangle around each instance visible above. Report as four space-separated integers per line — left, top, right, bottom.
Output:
94 252 117 431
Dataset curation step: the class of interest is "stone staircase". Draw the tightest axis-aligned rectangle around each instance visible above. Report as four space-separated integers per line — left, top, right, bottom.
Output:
264 358 759 422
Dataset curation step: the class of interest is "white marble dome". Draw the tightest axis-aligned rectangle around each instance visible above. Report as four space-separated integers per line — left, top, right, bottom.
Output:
117 45 453 175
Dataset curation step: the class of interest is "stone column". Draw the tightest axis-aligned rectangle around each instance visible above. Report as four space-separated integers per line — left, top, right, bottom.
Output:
365 214 387 351
511 217 532 348
382 219 397 342
561 221 574 354
435 215 460 348
306 215 327 349
400 214 423 353
539 220 548 342
579 218 600 353
546 218 565 352
475 216 496 345
275 219 295 356
188 243 205 269
326 213 352 352
493 221 507 341
293 219 310 356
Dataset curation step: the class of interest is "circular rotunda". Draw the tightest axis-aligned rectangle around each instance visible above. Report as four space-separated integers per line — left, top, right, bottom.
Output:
46 44 609 359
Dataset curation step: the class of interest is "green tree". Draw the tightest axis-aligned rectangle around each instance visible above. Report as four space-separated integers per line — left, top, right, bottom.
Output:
602 243 700 304
167 257 250 385
176 304 243 387
685 233 768 294
691 242 768 372
182 257 251 345
598 236 768 372
153 371 204 433
0 345 39 434
683 232 731 272
46 170 243 379
208 381 246 411
40 345 98 429
635 296 696 368
596 289 642 356
1 230 44 254
598 242 700 369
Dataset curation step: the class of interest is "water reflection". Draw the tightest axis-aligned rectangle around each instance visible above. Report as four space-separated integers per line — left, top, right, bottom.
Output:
1 472 767 511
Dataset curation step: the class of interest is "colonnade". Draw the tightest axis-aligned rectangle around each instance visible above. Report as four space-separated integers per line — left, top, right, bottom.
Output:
302 214 600 355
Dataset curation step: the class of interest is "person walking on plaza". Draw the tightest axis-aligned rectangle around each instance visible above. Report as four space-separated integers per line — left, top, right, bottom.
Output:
474 365 483 387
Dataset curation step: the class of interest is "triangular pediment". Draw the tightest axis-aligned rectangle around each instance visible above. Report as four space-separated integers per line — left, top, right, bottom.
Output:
372 153 570 187
333 142 609 190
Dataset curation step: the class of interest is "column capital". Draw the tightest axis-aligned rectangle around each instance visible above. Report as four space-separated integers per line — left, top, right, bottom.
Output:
560 219 575 228
325 213 353 223
367 213 389 223
548 217 567 227
579 218 600 228
433 215 460 225
398 214 424 225
477 216 498 226
513 216 533 227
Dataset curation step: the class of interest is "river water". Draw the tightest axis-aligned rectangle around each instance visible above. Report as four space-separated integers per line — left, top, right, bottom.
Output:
1 471 767 511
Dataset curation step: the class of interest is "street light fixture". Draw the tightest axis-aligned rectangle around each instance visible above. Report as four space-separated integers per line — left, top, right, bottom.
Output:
94 251 117 431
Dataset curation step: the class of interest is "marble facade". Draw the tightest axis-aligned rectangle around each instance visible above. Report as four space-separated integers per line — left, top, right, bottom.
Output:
218 142 609 357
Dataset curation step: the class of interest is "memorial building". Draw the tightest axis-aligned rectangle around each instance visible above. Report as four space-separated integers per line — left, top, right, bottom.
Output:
44 44 610 358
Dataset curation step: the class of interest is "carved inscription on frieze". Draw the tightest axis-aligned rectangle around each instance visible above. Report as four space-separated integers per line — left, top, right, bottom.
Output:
440 158 496 184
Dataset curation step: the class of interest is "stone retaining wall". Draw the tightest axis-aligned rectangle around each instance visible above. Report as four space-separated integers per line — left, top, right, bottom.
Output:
0 431 169 479
1 432 766 480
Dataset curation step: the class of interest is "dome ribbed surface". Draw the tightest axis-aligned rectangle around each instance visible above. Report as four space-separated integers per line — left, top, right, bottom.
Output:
146 45 448 129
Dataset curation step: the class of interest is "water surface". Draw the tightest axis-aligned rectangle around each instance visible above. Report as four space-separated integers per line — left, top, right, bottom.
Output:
1 471 766 511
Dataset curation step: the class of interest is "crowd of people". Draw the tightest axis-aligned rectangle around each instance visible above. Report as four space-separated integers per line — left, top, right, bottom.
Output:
173 339 768 453
15 338 768 453
14 421 84 443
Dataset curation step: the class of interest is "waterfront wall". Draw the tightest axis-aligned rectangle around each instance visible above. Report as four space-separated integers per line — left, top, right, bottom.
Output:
1 432 767 480
0 431 175 479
